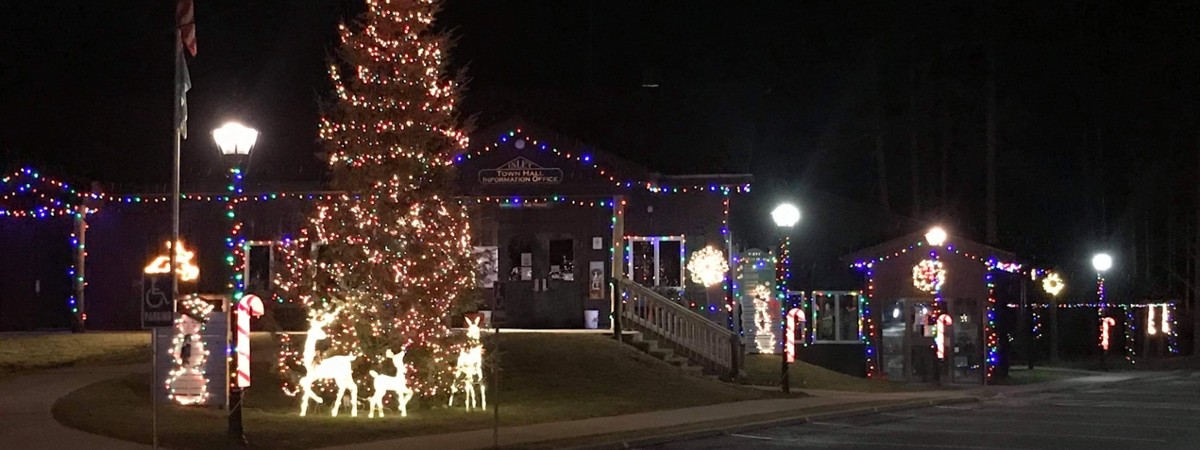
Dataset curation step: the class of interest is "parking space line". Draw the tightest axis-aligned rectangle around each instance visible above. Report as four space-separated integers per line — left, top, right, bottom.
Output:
865 427 1169 443
902 414 1196 431
728 433 775 441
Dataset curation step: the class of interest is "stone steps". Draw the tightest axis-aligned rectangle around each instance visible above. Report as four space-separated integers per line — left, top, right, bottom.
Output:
620 331 718 380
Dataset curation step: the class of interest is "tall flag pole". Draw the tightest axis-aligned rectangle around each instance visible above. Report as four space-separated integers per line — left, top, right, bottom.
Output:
165 2 194 448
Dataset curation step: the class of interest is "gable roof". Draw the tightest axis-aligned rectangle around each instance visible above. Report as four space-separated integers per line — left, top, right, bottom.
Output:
841 229 1017 268
456 116 752 192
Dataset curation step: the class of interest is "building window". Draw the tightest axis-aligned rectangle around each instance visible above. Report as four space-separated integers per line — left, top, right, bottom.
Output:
625 236 685 288
812 291 861 343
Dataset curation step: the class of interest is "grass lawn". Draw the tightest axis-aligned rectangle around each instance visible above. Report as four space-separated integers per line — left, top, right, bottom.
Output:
741 354 917 393
54 332 783 450
1002 367 1096 385
0 332 148 376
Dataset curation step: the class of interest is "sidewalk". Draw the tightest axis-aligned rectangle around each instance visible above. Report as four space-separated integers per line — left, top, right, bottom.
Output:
319 390 975 450
0 364 151 450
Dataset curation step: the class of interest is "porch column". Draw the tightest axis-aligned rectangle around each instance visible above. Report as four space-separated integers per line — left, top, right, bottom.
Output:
610 195 626 339
71 204 87 331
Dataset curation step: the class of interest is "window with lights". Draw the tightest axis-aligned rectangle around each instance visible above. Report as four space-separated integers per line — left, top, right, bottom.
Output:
625 236 685 289
812 291 861 343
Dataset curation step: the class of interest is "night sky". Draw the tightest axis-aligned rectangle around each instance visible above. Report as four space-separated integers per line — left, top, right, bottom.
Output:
3 1 1199 294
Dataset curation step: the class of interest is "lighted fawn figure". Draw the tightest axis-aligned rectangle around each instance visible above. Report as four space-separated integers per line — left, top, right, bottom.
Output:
448 316 486 411
298 310 359 417
368 348 414 418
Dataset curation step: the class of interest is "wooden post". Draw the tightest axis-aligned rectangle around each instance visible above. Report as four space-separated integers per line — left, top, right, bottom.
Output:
1050 299 1059 363
610 195 626 340
73 205 87 330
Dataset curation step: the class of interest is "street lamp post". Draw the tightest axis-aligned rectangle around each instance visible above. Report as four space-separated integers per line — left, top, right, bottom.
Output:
771 203 800 394
1092 253 1112 371
214 122 258 445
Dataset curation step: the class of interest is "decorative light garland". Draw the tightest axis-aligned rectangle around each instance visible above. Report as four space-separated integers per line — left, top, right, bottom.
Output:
451 130 751 194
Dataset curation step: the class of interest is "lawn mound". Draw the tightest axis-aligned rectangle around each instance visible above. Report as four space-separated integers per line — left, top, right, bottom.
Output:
0 332 148 376
742 354 914 392
54 332 780 450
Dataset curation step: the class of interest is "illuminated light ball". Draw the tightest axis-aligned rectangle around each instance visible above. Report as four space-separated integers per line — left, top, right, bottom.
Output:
687 246 729 287
771 203 801 228
1041 272 1065 297
1092 253 1113 272
924 226 948 246
912 259 946 293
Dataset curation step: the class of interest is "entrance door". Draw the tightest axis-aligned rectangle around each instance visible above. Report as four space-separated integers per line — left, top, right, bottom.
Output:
879 299 938 382
545 238 584 328
502 235 584 328
948 298 983 383
503 235 542 328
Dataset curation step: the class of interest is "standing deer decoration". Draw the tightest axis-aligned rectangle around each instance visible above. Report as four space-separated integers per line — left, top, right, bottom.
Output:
298 309 359 417
448 315 486 411
368 347 414 418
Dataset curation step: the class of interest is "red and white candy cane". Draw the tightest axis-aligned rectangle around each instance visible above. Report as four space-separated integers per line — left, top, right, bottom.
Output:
785 307 806 363
1099 316 1116 351
933 314 953 360
236 294 265 387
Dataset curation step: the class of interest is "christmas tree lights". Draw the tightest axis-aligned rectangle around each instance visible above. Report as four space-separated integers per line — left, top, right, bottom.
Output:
275 0 477 413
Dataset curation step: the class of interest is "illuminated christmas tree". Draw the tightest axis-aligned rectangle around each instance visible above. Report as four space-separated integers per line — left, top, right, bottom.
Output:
276 0 475 402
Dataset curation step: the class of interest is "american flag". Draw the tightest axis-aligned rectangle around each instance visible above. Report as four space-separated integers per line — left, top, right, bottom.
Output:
177 0 196 56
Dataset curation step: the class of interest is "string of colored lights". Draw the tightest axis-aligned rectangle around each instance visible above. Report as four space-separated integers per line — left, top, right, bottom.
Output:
1003 301 1179 309
862 264 879 378
1122 305 1136 363
722 194 735 330
985 272 998 382
776 236 791 356
225 165 247 396
1165 305 1180 354
451 130 751 195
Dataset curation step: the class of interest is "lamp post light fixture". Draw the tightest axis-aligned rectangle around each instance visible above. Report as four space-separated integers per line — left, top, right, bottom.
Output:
1092 252 1112 370
771 203 800 394
214 122 257 445
924 226 948 246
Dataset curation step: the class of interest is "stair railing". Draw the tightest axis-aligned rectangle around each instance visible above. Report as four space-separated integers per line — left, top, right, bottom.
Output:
617 278 738 379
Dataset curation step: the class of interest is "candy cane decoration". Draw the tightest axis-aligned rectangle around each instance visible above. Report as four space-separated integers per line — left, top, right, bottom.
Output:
1099 316 1116 351
785 307 806 363
1161 306 1171 335
933 313 953 360
236 294 265 387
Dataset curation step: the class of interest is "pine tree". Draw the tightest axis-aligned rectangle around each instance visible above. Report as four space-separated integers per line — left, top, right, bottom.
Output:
276 0 475 400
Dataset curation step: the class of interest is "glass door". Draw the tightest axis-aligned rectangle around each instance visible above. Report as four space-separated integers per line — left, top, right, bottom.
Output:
880 299 906 379
950 298 983 383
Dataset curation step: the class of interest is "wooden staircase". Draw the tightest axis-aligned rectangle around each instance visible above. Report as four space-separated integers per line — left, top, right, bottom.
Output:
620 330 710 379
615 278 740 380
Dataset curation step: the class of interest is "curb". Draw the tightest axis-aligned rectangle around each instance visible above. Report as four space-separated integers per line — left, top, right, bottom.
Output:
548 395 980 450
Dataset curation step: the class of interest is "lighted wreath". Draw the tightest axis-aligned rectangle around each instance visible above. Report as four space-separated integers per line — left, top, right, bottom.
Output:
687 246 728 287
912 259 946 293
1041 272 1065 297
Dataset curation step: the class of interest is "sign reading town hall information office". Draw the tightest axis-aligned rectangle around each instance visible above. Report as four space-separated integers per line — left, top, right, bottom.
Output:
479 157 562 184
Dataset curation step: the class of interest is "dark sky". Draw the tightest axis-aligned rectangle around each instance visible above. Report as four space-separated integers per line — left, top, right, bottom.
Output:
3 1 1199 292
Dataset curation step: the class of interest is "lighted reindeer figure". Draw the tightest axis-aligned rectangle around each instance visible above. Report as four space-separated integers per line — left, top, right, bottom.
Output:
298 309 359 417
448 316 486 411
368 347 414 418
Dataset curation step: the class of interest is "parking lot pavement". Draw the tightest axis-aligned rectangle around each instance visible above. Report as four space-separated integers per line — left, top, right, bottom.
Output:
643 371 1200 450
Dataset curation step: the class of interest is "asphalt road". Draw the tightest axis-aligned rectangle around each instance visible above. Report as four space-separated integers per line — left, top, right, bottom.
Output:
644 371 1200 450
